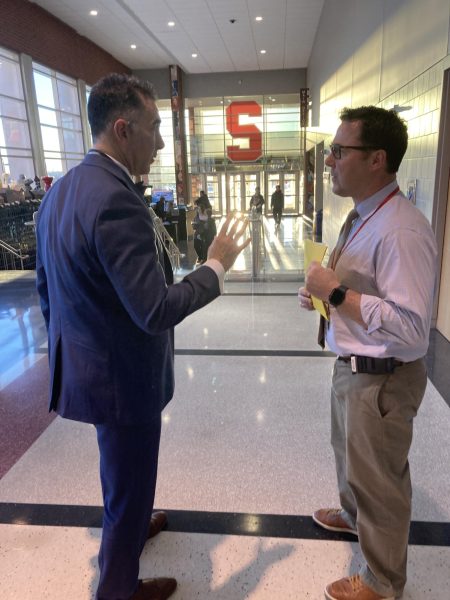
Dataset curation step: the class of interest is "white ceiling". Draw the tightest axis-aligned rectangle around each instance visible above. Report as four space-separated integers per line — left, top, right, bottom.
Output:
30 0 324 73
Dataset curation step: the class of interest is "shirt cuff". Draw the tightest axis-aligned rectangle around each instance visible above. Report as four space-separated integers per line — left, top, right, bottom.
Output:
202 258 225 294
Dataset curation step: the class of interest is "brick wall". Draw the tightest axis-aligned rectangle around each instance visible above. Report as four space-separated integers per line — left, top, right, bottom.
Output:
1 0 131 84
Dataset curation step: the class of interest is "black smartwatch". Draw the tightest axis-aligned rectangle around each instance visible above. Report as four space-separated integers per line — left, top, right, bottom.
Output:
328 285 349 307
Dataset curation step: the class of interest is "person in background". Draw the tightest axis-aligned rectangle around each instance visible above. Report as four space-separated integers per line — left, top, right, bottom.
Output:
192 198 216 265
36 73 249 600
270 184 284 227
298 105 437 600
197 189 212 211
249 186 264 214
153 195 165 219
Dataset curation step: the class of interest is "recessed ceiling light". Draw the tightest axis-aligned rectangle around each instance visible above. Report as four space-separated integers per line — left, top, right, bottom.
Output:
168 21 175 27
192 53 198 58
89 10 98 16
260 49 266 54
130 44 137 49
271 98 276 102
255 16 263 21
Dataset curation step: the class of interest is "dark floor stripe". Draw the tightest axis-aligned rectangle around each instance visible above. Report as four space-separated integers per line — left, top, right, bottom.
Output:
175 349 336 357
0 503 447 546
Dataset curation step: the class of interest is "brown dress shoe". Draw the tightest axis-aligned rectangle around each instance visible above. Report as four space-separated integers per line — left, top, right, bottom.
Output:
148 511 168 539
130 577 177 599
325 575 394 600
312 508 357 535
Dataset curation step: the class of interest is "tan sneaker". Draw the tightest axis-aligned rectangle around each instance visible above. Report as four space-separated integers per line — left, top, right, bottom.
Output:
313 508 357 535
325 575 394 600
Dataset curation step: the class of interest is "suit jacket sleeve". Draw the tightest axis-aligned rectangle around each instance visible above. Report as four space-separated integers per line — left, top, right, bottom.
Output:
95 187 220 334
36 236 50 330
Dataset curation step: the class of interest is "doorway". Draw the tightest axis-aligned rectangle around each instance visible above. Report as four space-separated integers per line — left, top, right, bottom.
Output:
225 172 262 214
191 170 300 216
436 172 450 340
265 172 299 214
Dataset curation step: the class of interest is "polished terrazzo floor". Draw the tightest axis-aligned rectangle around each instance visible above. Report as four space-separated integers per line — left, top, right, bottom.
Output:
1 224 450 599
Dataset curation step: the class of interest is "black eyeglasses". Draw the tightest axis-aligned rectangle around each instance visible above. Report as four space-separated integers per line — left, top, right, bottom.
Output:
323 143 378 160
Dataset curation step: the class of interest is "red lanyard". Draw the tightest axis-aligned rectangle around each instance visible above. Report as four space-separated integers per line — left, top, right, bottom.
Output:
340 186 399 257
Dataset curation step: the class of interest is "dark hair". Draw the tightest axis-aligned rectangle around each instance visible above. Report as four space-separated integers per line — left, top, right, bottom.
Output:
339 105 408 173
88 73 157 139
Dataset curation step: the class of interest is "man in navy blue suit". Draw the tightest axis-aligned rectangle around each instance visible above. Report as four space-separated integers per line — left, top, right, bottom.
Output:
36 73 249 600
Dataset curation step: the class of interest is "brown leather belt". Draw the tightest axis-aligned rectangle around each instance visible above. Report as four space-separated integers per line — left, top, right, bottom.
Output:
337 355 404 374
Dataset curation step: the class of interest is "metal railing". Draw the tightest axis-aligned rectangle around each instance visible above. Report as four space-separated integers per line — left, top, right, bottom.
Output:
0 201 40 270
0 239 29 270
148 206 182 271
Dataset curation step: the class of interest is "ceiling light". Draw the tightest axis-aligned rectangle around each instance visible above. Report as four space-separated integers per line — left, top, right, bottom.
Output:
255 16 263 21
192 53 198 58
130 44 137 49
168 21 175 27
260 49 266 54
89 10 98 16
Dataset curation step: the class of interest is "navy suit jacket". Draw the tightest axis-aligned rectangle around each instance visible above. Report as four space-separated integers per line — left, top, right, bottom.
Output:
36 152 220 425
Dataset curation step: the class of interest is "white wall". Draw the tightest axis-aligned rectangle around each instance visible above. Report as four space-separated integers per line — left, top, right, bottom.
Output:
308 0 450 249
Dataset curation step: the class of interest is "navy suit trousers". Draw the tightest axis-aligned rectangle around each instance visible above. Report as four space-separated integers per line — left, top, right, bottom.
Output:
95 417 162 600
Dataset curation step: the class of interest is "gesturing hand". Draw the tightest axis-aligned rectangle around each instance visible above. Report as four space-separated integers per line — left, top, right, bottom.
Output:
207 212 251 272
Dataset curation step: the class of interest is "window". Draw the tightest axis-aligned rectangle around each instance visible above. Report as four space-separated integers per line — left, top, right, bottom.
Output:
33 63 84 180
0 48 34 183
184 94 301 171
148 101 176 198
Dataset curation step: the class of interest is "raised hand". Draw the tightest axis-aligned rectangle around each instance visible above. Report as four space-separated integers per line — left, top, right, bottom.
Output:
207 212 251 272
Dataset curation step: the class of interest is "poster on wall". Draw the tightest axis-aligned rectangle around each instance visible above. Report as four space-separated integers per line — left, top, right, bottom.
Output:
407 179 416 204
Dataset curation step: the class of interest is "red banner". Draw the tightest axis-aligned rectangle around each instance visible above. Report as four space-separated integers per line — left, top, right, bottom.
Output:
226 101 262 162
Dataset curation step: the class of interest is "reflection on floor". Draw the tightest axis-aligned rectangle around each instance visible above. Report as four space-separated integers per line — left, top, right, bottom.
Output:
1 228 450 599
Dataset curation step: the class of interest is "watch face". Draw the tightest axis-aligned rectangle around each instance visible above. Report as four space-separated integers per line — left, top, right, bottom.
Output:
329 285 347 307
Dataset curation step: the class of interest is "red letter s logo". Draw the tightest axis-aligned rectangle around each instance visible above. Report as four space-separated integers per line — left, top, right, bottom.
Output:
226 101 262 162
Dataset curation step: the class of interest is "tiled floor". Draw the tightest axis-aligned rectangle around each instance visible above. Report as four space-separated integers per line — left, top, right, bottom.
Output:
1 221 450 599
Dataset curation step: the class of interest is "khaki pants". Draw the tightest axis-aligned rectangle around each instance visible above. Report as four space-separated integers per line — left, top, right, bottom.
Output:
331 357 427 597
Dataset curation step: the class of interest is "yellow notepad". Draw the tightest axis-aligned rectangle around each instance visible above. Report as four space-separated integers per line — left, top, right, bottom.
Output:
303 239 329 320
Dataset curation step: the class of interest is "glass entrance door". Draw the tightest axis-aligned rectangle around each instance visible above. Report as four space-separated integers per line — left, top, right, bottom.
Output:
228 173 242 212
244 173 259 213
284 173 298 213
224 172 261 214
206 174 219 214
265 172 299 214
